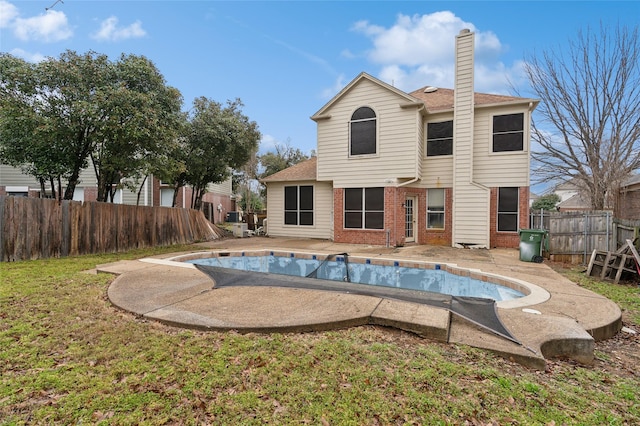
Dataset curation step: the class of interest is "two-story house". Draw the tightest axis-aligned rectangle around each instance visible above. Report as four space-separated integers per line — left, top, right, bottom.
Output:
262 29 539 248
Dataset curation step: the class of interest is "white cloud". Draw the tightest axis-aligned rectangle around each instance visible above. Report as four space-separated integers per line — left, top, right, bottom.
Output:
320 74 347 100
0 0 19 28
10 48 45 63
259 134 278 154
92 16 146 42
352 11 516 94
13 9 72 42
340 49 357 59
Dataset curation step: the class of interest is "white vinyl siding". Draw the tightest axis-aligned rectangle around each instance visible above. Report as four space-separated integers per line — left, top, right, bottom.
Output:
420 112 454 188
452 30 489 247
0 164 98 198
473 107 530 187
0 164 43 186
207 178 233 197
265 181 333 239
317 78 419 187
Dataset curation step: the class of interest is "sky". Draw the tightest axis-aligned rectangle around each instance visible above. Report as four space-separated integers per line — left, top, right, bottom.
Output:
1 0 639 159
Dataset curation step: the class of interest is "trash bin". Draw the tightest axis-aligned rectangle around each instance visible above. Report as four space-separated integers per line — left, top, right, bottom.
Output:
519 229 548 263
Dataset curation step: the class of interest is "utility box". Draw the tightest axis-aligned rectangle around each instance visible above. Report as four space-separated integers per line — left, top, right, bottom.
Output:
232 223 248 238
519 229 548 263
227 211 241 223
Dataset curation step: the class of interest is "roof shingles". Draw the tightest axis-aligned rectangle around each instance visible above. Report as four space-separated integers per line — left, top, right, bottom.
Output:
408 86 532 112
260 157 317 182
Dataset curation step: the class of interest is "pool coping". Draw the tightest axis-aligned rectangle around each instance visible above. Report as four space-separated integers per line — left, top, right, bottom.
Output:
146 249 552 310
103 238 623 370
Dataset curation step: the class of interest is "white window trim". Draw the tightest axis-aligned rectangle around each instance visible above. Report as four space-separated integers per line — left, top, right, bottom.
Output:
425 120 454 158
426 188 446 229
348 106 379 158
497 187 519 232
283 184 315 227
343 187 385 230
489 111 529 155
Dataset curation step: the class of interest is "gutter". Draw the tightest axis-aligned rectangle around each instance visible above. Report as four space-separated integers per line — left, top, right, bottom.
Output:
398 104 425 188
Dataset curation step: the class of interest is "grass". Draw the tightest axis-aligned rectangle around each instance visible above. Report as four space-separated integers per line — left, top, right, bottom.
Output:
552 263 640 324
1 247 639 425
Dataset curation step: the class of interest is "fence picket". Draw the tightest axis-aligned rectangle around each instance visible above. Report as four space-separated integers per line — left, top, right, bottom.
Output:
1 196 219 261
530 210 640 264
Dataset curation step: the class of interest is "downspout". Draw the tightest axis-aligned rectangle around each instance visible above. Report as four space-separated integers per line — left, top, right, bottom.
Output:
398 104 425 188
394 104 425 245
398 177 420 187
144 174 149 206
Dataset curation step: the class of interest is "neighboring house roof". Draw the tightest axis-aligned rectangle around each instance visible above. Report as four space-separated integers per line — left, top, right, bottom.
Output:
261 157 317 182
407 87 535 113
556 193 592 210
622 174 640 189
554 177 583 191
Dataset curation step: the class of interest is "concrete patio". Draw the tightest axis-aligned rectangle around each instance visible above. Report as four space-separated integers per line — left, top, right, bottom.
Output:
102 237 623 370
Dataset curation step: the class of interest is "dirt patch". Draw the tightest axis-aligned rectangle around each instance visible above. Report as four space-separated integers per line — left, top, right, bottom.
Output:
591 322 639 379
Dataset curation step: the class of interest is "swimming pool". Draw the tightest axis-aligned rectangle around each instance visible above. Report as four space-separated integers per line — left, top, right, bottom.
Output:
182 250 525 302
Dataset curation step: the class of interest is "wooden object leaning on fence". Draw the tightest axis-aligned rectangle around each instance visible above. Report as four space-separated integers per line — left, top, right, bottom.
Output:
586 239 640 284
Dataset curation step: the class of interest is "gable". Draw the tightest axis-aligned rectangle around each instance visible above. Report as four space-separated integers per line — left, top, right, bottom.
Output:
311 72 422 120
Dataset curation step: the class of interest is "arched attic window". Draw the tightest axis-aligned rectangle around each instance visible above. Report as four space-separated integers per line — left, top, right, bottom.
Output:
350 107 377 156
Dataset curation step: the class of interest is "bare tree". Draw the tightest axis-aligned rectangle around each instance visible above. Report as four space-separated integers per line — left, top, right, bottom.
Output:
524 24 640 209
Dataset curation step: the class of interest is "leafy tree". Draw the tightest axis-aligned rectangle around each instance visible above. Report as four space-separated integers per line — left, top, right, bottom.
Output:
88 53 184 202
531 193 561 211
238 188 264 212
0 51 183 201
172 97 260 209
0 54 77 200
255 140 310 205
258 139 309 179
236 149 261 212
524 24 640 210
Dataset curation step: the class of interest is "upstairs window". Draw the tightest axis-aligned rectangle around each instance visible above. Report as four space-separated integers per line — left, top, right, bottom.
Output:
344 187 384 229
497 187 519 232
493 113 524 152
284 185 314 226
350 107 377 156
426 121 453 156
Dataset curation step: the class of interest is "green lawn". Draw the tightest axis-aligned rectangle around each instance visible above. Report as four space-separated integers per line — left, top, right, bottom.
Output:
1 247 638 425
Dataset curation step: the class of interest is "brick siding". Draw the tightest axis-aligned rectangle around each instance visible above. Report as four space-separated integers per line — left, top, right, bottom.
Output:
616 188 640 220
490 186 529 248
332 186 528 249
421 188 453 246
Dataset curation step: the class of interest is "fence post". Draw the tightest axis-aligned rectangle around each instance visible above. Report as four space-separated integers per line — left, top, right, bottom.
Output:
539 208 544 229
0 196 5 261
583 212 588 264
606 211 610 252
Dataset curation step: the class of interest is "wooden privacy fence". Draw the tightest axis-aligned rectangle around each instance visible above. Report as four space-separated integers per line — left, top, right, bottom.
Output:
0 196 221 261
529 210 640 264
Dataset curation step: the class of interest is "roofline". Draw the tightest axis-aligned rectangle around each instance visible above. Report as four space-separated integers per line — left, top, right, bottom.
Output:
475 98 540 110
310 72 421 121
425 98 540 114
